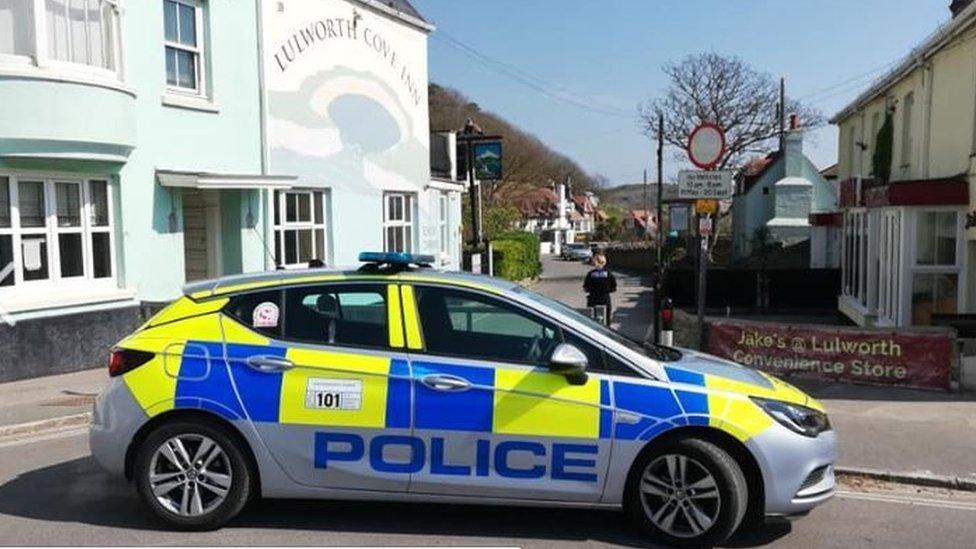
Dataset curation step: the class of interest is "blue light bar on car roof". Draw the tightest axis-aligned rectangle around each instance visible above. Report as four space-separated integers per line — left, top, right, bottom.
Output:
358 251 436 265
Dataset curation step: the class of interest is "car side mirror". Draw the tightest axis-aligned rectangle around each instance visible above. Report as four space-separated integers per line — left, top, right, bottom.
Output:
548 343 588 385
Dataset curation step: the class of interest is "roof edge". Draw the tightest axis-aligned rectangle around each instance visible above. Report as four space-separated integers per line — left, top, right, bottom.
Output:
352 0 436 33
831 2 976 123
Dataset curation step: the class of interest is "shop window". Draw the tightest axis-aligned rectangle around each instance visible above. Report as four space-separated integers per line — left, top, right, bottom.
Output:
911 273 957 326
915 211 956 266
383 193 414 253
163 0 204 93
272 190 327 268
911 210 960 325
0 174 116 288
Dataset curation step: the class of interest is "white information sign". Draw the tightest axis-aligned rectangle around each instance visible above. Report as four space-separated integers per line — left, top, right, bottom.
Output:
305 378 363 411
678 170 733 199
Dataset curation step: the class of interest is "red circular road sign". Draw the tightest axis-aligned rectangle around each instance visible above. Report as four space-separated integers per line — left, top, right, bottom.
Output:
687 123 726 170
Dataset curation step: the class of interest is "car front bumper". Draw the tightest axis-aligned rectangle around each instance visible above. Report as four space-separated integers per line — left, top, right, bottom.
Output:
748 423 838 517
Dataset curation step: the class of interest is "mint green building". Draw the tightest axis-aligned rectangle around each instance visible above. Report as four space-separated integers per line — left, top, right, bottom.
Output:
0 0 456 381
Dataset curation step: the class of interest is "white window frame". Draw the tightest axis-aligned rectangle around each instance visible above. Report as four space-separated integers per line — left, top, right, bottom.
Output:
907 208 966 325
438 192 449 256
272 189 327 268
0 172 118 293
163 0 206 97
900 92 914 169
383 192 415 253
0 0 123 81
841 208 871 310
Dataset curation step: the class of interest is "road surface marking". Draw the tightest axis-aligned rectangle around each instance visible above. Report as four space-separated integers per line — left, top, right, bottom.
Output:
837 490 976 512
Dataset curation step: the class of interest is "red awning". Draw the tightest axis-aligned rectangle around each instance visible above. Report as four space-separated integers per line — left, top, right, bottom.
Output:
839 176 969 208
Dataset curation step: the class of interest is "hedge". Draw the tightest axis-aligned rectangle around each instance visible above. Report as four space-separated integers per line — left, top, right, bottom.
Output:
491 231 541 281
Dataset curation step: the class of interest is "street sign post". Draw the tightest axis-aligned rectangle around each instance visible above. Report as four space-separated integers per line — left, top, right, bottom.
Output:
685 123 727 351
678 170 733 199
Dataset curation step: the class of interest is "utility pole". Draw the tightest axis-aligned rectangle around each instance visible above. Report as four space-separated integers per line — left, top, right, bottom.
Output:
642 169 648 239
653 113 664 344
779 77 786 151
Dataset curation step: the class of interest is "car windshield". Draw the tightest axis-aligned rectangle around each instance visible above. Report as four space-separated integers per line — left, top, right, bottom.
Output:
514 286 682 362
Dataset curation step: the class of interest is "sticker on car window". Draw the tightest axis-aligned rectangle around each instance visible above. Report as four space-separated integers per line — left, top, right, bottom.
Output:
252 301 279 328
305 378 362 410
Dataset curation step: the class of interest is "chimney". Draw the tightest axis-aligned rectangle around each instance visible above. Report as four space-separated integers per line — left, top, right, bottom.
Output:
789 113 800 130
950 0 973 17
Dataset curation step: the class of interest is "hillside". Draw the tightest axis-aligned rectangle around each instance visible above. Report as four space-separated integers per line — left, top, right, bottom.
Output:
599 182 680 211
429 84 597 205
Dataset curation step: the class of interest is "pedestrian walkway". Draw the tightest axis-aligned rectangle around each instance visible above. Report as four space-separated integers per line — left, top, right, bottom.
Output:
531 254 976 483
0 368 105 432
534 255 653 342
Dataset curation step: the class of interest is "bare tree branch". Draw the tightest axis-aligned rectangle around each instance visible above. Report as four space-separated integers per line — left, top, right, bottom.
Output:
638 53 825 171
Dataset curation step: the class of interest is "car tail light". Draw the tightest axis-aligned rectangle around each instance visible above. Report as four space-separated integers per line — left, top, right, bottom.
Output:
108 347 155 377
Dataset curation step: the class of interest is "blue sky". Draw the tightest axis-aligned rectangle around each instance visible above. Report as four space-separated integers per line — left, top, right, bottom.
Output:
412 0 948 186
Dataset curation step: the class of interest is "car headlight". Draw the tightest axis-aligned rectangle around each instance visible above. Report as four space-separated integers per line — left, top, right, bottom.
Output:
751 397 831 438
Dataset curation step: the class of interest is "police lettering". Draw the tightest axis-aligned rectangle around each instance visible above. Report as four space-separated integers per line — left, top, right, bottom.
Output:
313 432 598 482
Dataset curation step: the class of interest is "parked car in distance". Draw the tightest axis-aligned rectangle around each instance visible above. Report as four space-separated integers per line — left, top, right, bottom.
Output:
561 243 593 262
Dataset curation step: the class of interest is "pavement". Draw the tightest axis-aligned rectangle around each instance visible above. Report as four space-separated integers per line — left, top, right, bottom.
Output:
532 255 976 484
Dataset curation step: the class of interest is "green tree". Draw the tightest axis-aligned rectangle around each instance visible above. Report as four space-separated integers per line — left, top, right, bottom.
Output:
872 110 894 184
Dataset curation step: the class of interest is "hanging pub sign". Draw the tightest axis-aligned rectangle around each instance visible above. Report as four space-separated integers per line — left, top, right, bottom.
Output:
472 141 503 180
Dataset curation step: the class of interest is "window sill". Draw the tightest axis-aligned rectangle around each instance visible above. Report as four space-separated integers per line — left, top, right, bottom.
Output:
0 61 135 97
161 93 219 113
0 285 137 316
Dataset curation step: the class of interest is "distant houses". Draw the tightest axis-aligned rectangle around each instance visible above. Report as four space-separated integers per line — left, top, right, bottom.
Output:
731 119 841 268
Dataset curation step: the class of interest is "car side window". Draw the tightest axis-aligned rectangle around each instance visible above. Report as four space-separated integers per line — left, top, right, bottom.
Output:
560 329 606 373
224 290 283 339
415 286 559 365
604 351 645 378
282 284 389 350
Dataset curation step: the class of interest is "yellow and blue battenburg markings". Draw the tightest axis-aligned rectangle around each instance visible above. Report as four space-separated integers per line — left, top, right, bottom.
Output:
119 289 803 481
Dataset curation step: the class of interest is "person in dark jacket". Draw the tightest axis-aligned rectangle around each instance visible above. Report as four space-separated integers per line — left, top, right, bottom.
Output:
583 253 617 325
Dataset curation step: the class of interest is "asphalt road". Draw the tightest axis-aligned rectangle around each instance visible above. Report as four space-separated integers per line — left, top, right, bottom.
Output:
1 430 974 548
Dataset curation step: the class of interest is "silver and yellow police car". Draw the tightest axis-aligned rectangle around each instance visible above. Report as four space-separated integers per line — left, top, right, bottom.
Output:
90 252 835 547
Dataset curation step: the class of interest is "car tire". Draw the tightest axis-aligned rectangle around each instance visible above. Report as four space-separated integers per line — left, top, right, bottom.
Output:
134 420 252 531
624 438 748 548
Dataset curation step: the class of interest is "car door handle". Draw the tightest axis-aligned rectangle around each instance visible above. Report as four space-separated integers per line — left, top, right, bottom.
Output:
246 355 294 373
421 374 471 392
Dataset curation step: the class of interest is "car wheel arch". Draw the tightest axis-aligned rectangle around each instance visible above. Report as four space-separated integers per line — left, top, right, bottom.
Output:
625 426 766 527
124 409 262 498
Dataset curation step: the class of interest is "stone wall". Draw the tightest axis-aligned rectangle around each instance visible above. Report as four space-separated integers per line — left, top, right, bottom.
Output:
0 305 141 383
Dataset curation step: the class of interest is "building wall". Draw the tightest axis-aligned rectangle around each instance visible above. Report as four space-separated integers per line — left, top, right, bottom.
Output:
262 0 445 267
121 0 264 301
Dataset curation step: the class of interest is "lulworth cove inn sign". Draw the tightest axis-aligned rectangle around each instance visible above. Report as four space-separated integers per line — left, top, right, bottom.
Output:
271 16 424 107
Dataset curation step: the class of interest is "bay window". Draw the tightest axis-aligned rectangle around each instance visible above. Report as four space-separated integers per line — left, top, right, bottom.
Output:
0 0 121 78
383 193 414 253
273 190 327 268
0 174 116 289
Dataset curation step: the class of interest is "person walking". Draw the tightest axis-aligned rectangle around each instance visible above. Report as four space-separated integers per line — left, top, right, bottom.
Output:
584 253 617 325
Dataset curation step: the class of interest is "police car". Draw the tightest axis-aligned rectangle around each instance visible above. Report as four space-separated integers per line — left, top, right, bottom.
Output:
90 252 835 547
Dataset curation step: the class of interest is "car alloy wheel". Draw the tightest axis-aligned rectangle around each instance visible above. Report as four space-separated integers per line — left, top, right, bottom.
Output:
148 434 233 517
639 454 722 538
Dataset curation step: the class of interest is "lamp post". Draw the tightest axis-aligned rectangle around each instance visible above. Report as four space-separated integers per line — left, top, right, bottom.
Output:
459 118 482 245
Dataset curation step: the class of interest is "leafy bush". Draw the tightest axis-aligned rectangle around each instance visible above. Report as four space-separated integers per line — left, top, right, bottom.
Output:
491 231 541 281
